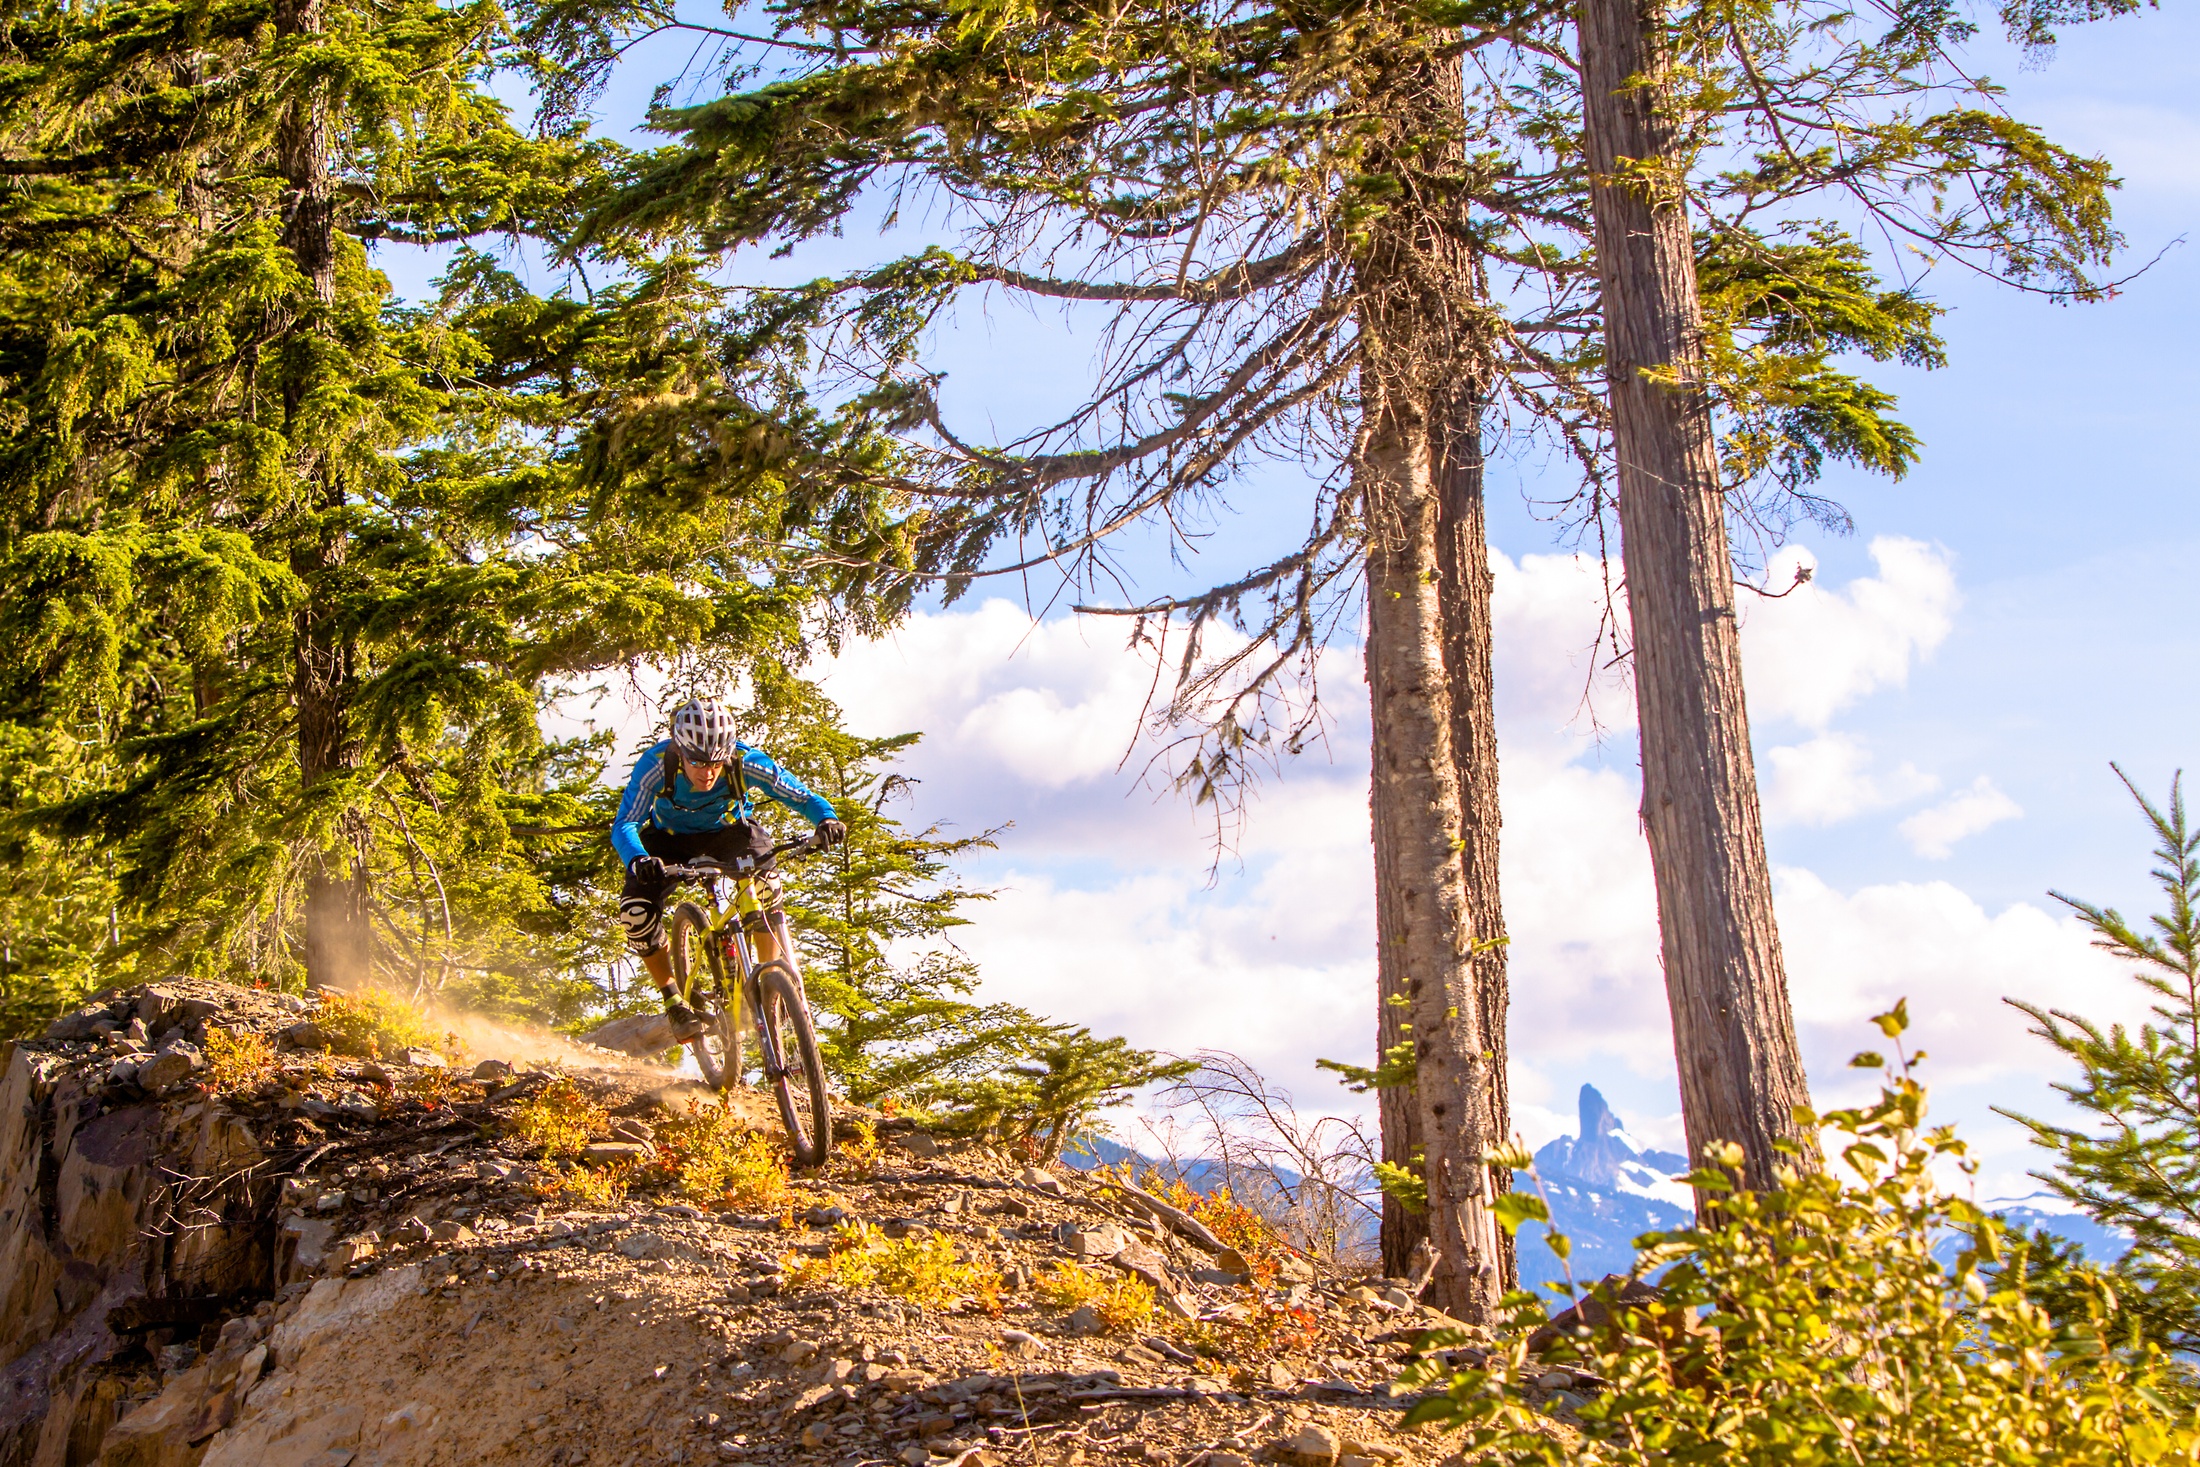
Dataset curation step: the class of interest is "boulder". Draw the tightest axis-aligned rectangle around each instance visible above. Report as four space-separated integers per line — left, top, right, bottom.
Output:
95 1360 221 1467
136 986 219 1034
1018 1165 1065 1196
584 1012 679 1056
399 1047 445 1069
1277 1423 1341 1467
43 1005 114 1043
276 1021 326 1052
135 1046 201 1093
1058 1222 1130 1260
1526 1274 1669 1356
470 1058 513 1082
1106 1239 1177 1291
278 1216 335 1282
581 1140 652 1166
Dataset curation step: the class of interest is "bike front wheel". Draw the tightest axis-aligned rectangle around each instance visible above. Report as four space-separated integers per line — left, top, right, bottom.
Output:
752 960 831 1166
667 902 743 1089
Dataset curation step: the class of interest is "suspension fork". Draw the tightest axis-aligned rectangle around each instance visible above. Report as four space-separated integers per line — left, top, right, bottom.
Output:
733 877 782 968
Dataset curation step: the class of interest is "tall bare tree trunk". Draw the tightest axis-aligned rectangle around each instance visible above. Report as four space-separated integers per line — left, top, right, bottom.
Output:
278 0 367 989
1377 382 1513 1293
1576 0 1814 1194
1362 393 1502 1321
1434 387 1515 1291
1355 40 1506 1318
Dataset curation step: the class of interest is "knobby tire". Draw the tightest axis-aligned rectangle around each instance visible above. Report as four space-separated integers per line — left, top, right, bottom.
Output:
667 902 742 1088
754 960 831 1167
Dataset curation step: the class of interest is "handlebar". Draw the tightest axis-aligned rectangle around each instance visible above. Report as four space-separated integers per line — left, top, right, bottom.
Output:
658 833 829 883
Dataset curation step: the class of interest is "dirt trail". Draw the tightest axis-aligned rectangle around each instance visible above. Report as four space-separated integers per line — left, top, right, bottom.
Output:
0 981 1564 1467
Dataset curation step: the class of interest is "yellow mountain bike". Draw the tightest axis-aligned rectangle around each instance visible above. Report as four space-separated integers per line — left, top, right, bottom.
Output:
660 836 832 1166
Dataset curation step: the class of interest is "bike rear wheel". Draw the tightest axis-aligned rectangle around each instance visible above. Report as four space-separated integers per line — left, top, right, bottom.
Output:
753 960 830 1166
667 902 742 1088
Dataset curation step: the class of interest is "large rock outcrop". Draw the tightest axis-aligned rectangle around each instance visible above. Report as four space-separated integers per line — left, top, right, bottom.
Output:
0 981 300 1466
0 979 1482 1467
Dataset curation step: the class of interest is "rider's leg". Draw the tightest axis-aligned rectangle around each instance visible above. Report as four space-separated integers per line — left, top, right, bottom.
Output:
619 835 700 1029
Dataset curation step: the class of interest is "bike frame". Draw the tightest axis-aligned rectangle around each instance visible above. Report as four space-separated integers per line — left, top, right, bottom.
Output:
668 841 813 1077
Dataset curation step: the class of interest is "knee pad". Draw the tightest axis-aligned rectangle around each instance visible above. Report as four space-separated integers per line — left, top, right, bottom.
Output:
618 898 664 957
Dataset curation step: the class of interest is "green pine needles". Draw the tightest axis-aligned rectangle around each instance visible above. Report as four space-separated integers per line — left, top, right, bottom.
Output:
2004 766 2200 1353
0 0 900 1005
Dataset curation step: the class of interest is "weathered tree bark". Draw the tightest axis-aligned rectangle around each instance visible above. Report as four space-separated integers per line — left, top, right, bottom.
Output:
1362 398 1503 1321
1375 384 1513 1293
1434 387 1516 1291
1356 41 1506 1319
277 0 368 989
1372 744 1427 1278
1576 0 1815 1194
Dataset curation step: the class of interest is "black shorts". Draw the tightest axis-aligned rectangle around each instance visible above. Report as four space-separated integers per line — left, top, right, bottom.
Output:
616 822 782 958
618 821 775 905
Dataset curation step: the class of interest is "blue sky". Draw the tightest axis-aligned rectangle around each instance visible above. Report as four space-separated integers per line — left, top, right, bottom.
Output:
498 3 2200 1205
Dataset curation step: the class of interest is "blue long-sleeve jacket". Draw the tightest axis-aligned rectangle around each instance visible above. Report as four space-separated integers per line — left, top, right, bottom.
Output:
611 739 836 866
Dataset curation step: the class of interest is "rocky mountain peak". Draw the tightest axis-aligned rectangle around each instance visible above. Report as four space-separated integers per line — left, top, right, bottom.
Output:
1578 1085 1619 1143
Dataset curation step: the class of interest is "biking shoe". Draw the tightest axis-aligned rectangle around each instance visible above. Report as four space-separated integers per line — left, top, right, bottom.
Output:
664 998 705 1036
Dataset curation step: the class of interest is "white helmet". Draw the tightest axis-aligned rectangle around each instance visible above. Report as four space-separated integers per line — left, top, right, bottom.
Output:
670 698 738 762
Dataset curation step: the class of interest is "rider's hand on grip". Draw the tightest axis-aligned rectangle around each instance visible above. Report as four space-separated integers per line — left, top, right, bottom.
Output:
814 819 847 850
629 854 667 883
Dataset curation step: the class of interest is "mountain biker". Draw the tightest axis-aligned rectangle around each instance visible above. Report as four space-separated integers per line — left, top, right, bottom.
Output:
612 698 845 1034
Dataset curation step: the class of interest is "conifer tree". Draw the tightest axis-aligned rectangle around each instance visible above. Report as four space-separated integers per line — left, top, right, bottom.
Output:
1573 0 2127 1196
2007 769 2200 1352
0 0 901 1004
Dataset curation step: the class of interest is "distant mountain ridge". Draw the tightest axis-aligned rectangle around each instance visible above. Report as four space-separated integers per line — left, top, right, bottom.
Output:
1070 1087 2131 1290
1519 1085 2133 1290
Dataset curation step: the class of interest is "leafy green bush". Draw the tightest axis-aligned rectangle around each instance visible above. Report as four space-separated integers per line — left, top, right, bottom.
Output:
1032 1259 1155 1333
785 1223 1001 1310
510 1077 610 1161
1405 1004 2200 1466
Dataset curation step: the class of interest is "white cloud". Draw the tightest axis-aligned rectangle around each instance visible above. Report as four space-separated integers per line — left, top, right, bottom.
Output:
757 542 2103 1196
1739 537 1959 730
1899 777 2024 859
1776 868 2127 1089
1762 732 1938 826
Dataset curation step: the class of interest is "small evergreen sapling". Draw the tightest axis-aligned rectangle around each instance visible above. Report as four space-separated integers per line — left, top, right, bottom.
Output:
2004 766 2200 1351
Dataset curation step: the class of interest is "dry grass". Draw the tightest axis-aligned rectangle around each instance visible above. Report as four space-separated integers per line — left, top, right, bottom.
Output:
1032 1260 1155 1334
652 1101 791 1211
510 1078 610 1161
786 1224 1002 1312
203 1027 279 1094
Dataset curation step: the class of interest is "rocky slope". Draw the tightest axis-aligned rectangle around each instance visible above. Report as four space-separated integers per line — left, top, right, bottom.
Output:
0 981 1563 1467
